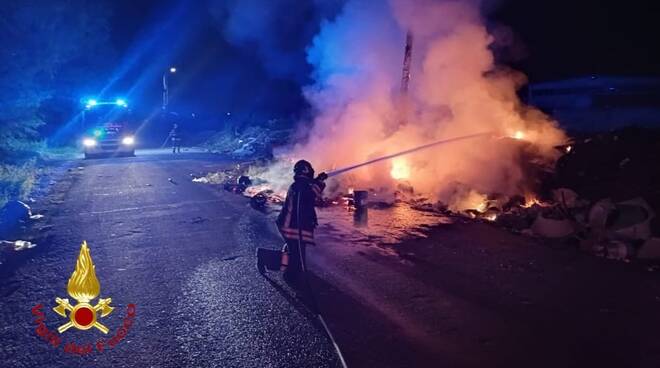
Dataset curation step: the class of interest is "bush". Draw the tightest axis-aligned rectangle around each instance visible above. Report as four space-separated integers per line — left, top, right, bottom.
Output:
0 159 38 209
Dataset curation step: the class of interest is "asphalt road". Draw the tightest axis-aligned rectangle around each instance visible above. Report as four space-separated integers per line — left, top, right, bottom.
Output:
1 150 659 368
0 151 339 368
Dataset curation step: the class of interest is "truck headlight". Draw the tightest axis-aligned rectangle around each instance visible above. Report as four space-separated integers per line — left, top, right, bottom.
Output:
122 136 135 145
83 138 97 147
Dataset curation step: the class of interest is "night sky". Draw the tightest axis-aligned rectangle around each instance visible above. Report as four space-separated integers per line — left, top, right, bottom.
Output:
107 0 660 119
490 0 660 80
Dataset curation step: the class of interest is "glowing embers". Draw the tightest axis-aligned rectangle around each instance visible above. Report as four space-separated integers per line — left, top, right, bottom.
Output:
483 213 498 222
390 158 411 180
522 196 542 208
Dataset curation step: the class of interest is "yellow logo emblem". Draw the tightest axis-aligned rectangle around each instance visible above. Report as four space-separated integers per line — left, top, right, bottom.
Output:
53 241 114 334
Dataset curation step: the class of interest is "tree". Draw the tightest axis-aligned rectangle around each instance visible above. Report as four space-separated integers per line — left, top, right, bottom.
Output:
0 0 115 155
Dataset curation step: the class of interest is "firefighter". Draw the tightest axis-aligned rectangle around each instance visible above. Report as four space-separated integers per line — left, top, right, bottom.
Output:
168 123 181 153
276 160 327 283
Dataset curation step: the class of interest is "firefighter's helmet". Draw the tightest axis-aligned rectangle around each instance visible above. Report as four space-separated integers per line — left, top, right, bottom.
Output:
294 160 315 178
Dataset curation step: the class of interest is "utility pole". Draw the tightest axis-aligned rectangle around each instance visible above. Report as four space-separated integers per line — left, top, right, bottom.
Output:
398 31 414 126
400 31 413 94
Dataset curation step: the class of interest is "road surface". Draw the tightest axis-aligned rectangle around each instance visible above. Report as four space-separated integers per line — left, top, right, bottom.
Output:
1 150 659 367
0 151 338 368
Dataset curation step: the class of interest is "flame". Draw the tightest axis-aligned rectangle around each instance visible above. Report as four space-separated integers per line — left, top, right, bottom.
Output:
475 201 488 213
512 131 525 140
347 187 354 195
484 213 498 221
67 241 100 303
390 158 411 180
522 195 542 208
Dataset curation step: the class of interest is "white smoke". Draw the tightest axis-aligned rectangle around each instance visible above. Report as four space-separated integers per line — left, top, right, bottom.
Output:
270 0 567 210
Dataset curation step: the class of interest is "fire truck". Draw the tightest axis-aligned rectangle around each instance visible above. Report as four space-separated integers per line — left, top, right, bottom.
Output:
81 99 136 159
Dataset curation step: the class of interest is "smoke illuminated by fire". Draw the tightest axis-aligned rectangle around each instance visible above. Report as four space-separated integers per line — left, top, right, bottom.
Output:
261 0 567 211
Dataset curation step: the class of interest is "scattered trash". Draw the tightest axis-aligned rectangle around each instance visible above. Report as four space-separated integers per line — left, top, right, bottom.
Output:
190 135 660 267
588 199 616 230
608 197 655 241
192 172 227 184
604 240 635 260
29 214 45 220
588 197 655 242
3 240 37 251
192 177 209 183
637 238 660 260
168 178 177 185
552 188 580 209
531 211 575 238
237 175 252 187
250 192 269 210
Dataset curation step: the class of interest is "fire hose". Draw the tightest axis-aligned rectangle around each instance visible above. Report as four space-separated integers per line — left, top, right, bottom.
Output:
278 131 494 367
297 193 349 368
325 131 493 177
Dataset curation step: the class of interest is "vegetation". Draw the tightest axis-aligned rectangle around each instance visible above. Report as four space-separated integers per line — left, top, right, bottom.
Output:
0 1 114 207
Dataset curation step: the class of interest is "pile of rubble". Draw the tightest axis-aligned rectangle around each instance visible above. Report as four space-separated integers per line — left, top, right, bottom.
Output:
446 127 660 262
449 188 659 262
202 122 291 159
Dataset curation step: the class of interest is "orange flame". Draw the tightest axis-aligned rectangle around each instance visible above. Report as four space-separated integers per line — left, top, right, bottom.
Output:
522 196 543 208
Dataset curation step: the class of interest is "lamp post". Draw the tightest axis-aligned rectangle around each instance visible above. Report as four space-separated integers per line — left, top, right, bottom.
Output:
162 67 177 110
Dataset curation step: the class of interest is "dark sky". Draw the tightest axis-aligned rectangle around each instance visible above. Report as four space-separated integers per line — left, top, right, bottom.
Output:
489 0 660 80
106 0 660 120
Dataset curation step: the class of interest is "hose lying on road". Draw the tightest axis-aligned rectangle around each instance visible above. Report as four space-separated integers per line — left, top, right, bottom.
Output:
297 194 349 368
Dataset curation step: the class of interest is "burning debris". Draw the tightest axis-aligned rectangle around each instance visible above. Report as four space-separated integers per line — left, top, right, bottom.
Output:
195 0 660 264
193 127 660 263
198 0 573 231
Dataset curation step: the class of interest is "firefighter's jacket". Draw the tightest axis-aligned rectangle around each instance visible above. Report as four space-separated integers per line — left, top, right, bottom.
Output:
276 175 325 245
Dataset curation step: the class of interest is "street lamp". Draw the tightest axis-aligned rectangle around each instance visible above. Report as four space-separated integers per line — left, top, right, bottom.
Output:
162 67 177 110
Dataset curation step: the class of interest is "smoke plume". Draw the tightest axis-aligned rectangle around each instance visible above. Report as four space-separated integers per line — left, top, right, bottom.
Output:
282 0 566 210
208 0 343 84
